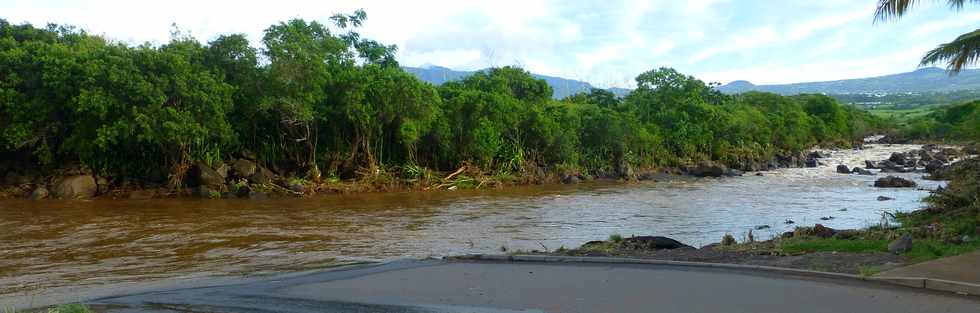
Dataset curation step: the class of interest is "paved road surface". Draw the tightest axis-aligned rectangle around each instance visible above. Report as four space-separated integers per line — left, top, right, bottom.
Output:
82 260 980 313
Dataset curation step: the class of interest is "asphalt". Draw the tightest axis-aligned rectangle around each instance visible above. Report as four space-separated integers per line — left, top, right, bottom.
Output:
82 260 980 313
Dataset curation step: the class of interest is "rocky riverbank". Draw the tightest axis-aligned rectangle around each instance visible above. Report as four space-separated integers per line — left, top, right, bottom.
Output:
0 142 899 200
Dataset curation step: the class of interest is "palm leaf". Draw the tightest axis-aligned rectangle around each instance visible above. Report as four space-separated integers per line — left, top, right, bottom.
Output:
875 0 977 23
920 28 980 73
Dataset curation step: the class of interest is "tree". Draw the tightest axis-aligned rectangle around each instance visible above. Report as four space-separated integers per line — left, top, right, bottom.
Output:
875 0 980 73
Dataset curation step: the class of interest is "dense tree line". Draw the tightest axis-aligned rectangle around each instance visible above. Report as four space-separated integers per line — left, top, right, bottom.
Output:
0 15 883 187
901 101 980 142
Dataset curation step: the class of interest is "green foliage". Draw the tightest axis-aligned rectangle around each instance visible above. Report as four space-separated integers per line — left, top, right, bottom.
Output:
0 16 883 184
901 101 980 142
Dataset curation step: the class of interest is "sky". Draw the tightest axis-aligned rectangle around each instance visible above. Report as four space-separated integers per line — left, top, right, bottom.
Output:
4 0 979 88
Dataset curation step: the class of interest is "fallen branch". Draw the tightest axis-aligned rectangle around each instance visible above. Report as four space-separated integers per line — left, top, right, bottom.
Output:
443 166 466 181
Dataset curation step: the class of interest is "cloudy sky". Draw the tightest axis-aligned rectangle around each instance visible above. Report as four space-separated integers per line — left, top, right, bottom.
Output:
4 0 978 87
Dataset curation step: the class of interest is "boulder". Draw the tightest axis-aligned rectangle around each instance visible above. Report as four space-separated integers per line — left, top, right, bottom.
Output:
833 229 863 240
888 152 910 166
52 175 98 199
925 160 945 173
808 151 828 159
249 165 276 185
289 182 307 194
964 145 979 155
724 168 744 177
560 173 581 184
865 160 879 169
230 159 257 179
755 225 771 230
689 161 727 178
804 158 818 168
836 165 851 174
621 236 690 250
194 185 217 198
812 224 836 238
851 167 875 176
215 163 230 179
29 187 49 200
877 196 894 201
637 172 657 181
888 234 913 254
874 176 917 188
189 162 225 187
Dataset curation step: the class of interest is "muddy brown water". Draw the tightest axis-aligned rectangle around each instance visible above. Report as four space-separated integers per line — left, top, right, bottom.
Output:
0 144 943 299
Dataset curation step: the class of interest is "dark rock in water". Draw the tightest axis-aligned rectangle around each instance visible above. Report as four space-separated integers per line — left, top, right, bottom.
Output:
811 224 836 238
53 175 98 199
925 160 945 173
637 172 657 181
836 165 850 174
724 169 744 177
621 236 690 250
865 160 879 169
964 145 979 155
689 160 727 178
805 158 818 168
888 235 913 254
194 185 217 198
289 183 306 194
755 225 771 230
560 173 581 184
29 187 49 200
888 152 909 166
781 231 795 239
784 220 795 224
820 216 834 221
877 196 894 201
874 176 917 188
851 167 875 175
755 172 765 176
808 151 827 159
838 208 848 212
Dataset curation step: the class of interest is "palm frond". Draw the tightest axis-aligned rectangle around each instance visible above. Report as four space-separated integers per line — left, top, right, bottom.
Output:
920 28 980 74
875 0 977 23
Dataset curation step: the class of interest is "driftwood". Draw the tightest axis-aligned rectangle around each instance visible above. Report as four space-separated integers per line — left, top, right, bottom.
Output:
443 166 466 181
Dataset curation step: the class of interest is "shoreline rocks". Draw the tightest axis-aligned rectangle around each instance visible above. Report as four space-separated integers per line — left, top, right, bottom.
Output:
874 176 917 188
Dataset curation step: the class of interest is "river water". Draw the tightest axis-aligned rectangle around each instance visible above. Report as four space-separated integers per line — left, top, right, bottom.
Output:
0 144 943 297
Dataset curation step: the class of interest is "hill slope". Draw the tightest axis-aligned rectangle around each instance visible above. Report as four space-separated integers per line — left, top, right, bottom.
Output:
402 65 629 99
718 67 980 95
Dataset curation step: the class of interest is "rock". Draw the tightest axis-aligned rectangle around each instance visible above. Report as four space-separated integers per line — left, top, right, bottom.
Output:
874 176 917 188
289 183 306 194
784 220 795 224
808 151 828 159
888 235 913 254
621 236 690 250
560 173 581 184
865 160 879 169
851 167 875 175
820 216 834 221
689 160 727 177
812 224 836 238
963 145 979 155
29 187 49 200
755 225 771 230
637 172 657 181
836 165 850 174
781 231 795 239
888 152 910 166
834 229 863 240
52 175 98 199
755 172 765 176
877 196 894 201
724 169 744 177
804 158 818 168
230 159 257 179
194 185 217 198
215 163 230 179
616 161 634 179
925 160 945 173
249 165 276 185
189 162 225 187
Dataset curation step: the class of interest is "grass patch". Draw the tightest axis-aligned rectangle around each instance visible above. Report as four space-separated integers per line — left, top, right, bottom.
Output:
778 238 889 254
904 239 980 263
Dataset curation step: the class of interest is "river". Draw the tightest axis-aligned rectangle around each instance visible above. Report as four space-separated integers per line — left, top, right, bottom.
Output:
0 144 943 299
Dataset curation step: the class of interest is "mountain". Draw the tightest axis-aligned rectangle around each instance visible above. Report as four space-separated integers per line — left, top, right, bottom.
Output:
402 65 629 99
718 67 980 95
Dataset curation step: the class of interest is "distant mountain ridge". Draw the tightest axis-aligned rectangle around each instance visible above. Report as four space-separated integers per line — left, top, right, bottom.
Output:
402 65 629 99
717 67 980 95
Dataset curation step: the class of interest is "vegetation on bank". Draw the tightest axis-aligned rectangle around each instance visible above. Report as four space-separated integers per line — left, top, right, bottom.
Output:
0 15 883 195
898 101 980 142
